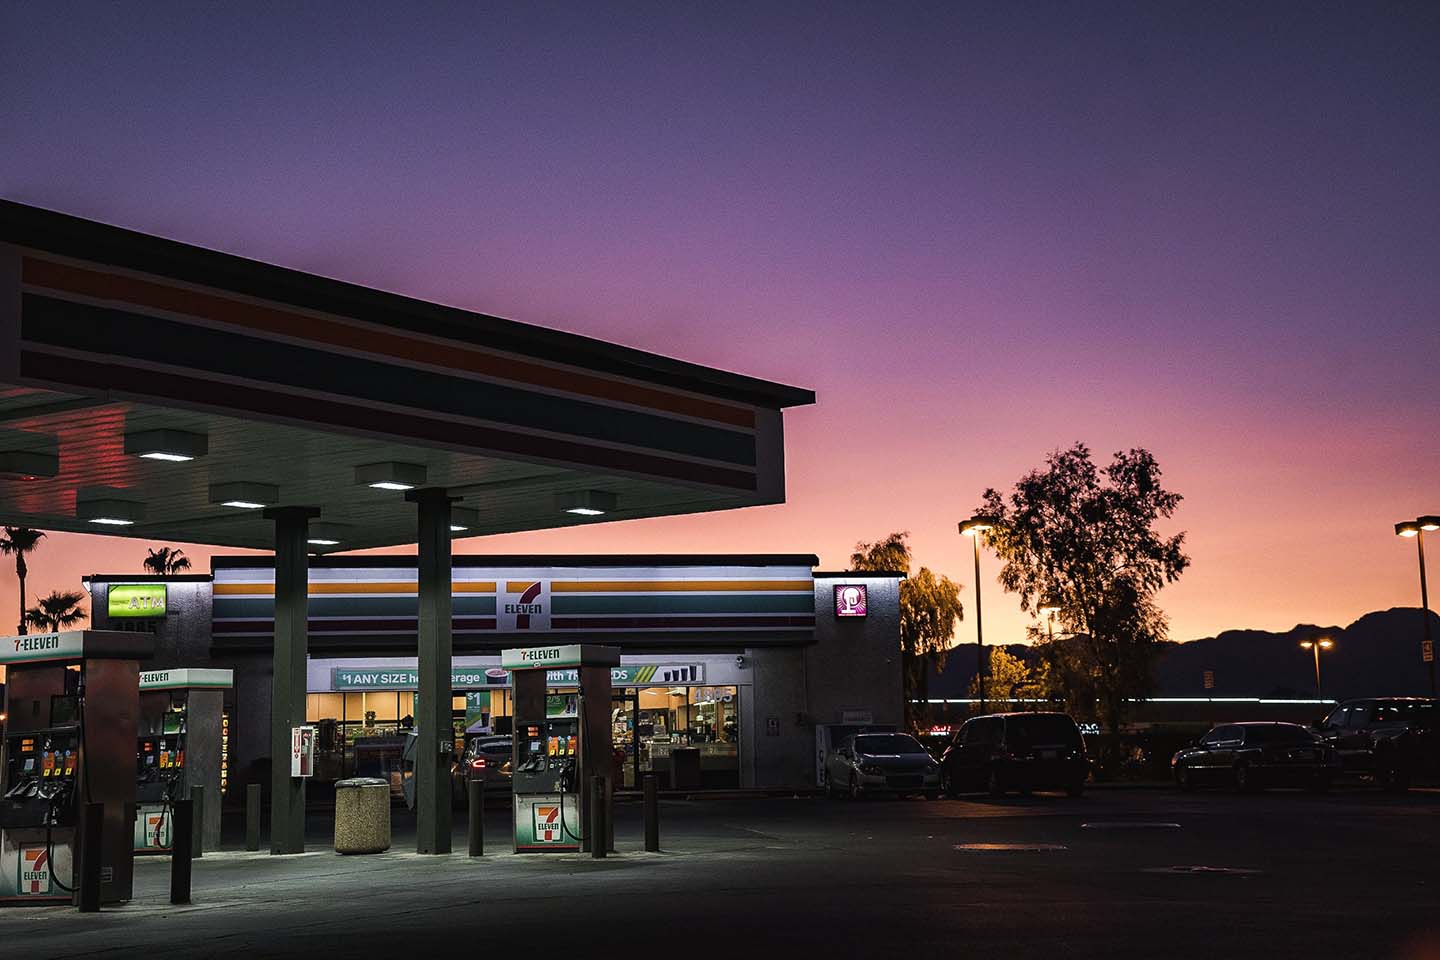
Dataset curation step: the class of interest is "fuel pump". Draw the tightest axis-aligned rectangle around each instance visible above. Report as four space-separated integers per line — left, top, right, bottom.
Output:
503 645 617 853
133 669 232 854
1 630 152 905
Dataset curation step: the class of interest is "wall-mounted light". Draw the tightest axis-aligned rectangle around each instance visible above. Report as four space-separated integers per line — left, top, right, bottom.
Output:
77 495 145 526
449 506 480 533
125 429 209 462
209 481 280 510
355 461 427 491
556 490 617 516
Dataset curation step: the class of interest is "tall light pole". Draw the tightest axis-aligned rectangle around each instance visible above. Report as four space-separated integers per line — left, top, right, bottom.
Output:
1395 516 1439 696
1298 638 1334 699
959 516 1001 713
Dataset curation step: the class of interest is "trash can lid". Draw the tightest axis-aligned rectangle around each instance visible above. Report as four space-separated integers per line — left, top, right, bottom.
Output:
335 777 389 788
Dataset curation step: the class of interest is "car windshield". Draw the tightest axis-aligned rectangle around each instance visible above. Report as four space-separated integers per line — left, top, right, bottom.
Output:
853 734 927 755
1242 725 1314 744
1006 715 1082 748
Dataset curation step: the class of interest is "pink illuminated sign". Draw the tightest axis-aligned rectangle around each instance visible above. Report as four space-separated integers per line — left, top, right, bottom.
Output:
834 584 867 617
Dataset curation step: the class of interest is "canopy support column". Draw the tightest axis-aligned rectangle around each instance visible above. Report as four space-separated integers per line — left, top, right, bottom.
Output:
263 505 319 855
409 488 457 854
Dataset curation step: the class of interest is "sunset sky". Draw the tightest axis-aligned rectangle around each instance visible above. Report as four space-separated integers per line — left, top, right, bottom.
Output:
2 3 1437 649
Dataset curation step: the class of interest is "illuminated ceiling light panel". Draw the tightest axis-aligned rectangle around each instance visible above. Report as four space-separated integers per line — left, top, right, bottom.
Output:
210 481 280 510
355 461 427 491
77 495 145 527
0 448 59 480
556 490 617 516
124 428 209 462
449 506 480 533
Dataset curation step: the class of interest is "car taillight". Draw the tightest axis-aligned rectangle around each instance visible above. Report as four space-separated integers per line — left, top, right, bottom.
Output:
471 758 486 770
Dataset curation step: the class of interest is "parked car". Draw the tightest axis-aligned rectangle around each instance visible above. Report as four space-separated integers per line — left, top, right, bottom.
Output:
450 735 513 805
939 712 1087 798
825 732 941 799
1171 722 1339 792
1314 697 1437 791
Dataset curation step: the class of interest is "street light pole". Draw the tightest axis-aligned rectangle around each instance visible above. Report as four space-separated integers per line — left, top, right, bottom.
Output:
1299 639 1333 699
1396 517 1439 696
959 516 1001 714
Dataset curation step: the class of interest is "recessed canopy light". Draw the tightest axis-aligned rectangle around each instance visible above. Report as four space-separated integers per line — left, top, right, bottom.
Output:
125 429 208 462
77 494 145 527
355 462 427 491
449 506 480 533
556 490 617 516
0 449 59 479
305 522 349 548
210 481 280 510
307 538 340 546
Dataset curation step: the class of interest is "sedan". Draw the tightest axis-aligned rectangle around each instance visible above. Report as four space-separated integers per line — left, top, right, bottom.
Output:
451 735 514 805
1172 722 1339 792
826 732 941 799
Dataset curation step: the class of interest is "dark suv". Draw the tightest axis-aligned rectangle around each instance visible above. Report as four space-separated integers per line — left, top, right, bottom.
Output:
939 712 1088 798
1315 698 1437 791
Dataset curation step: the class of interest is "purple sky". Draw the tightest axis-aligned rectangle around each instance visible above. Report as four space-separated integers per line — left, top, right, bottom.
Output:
2 2 1439 648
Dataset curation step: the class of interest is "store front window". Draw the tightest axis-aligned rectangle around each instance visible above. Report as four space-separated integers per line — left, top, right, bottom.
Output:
612 685 739 789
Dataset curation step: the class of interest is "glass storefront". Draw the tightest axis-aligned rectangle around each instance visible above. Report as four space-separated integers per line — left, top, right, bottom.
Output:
612 685 740 789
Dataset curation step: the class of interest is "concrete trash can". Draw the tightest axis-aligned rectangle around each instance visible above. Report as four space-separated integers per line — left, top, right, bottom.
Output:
334 778 391 854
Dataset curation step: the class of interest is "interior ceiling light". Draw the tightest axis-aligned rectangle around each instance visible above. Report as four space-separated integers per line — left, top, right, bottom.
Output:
210 481 280 510
77 495 145 527
556 490 617 516
355 461 427 491
0 449 60 480
449 506 479 533
124 428 209 462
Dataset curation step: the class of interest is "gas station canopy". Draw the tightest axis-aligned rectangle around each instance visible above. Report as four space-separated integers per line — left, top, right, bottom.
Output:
0 201 813 550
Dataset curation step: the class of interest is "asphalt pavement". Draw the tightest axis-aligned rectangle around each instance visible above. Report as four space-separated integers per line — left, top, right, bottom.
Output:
3 785 1437 959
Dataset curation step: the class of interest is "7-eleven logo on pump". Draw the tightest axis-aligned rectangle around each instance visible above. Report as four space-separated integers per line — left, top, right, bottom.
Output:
533 803 562 843
21 847 51 895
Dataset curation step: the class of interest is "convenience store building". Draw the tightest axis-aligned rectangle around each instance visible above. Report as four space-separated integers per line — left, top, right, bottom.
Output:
83 557 902 793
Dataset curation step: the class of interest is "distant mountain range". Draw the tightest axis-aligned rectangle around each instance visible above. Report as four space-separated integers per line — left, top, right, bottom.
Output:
927 607 1440 701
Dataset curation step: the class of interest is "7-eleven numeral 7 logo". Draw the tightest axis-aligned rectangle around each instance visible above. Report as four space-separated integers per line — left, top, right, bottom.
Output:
21 847 51 895
533 805 561 843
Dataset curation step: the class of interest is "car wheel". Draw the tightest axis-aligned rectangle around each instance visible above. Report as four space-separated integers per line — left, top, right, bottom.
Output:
1378 762 1411 793
1176 763 1196 792
941 771 956 799
925 790 941 801
1234 761 1260 793
849 774 862 801
1065 779 1085 798
987 769 1005 799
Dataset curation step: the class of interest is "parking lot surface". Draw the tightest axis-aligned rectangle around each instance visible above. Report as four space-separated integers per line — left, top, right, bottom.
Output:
3 787 1436 959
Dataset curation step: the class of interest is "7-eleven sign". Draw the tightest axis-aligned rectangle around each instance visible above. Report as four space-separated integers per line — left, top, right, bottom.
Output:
533 804 562 843
20 846 51 895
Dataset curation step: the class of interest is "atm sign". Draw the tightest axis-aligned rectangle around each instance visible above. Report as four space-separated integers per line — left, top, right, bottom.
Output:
20 846 51 894
109 583 167 618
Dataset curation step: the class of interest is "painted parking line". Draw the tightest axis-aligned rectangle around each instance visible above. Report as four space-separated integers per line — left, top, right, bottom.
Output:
1081 821 1182 830
954 842 1069 852
1141 866 1264 876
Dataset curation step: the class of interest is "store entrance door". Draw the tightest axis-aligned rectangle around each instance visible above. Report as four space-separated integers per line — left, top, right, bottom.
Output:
611 690 641 789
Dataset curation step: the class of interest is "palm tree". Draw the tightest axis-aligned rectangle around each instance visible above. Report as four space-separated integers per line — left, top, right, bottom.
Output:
0 527 46 635
143 547 192 575
24 589 88 634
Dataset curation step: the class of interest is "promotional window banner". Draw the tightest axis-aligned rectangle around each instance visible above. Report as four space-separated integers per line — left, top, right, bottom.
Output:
109 583 168 618
331 663 706 691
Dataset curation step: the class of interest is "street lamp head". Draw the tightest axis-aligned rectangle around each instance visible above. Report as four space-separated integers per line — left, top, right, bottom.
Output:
1420 515 1440 532
1299 640 1314 650
1038 595 1062 616
1396 521 1420 538
1319 639 1334 649
959 515 1002 537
